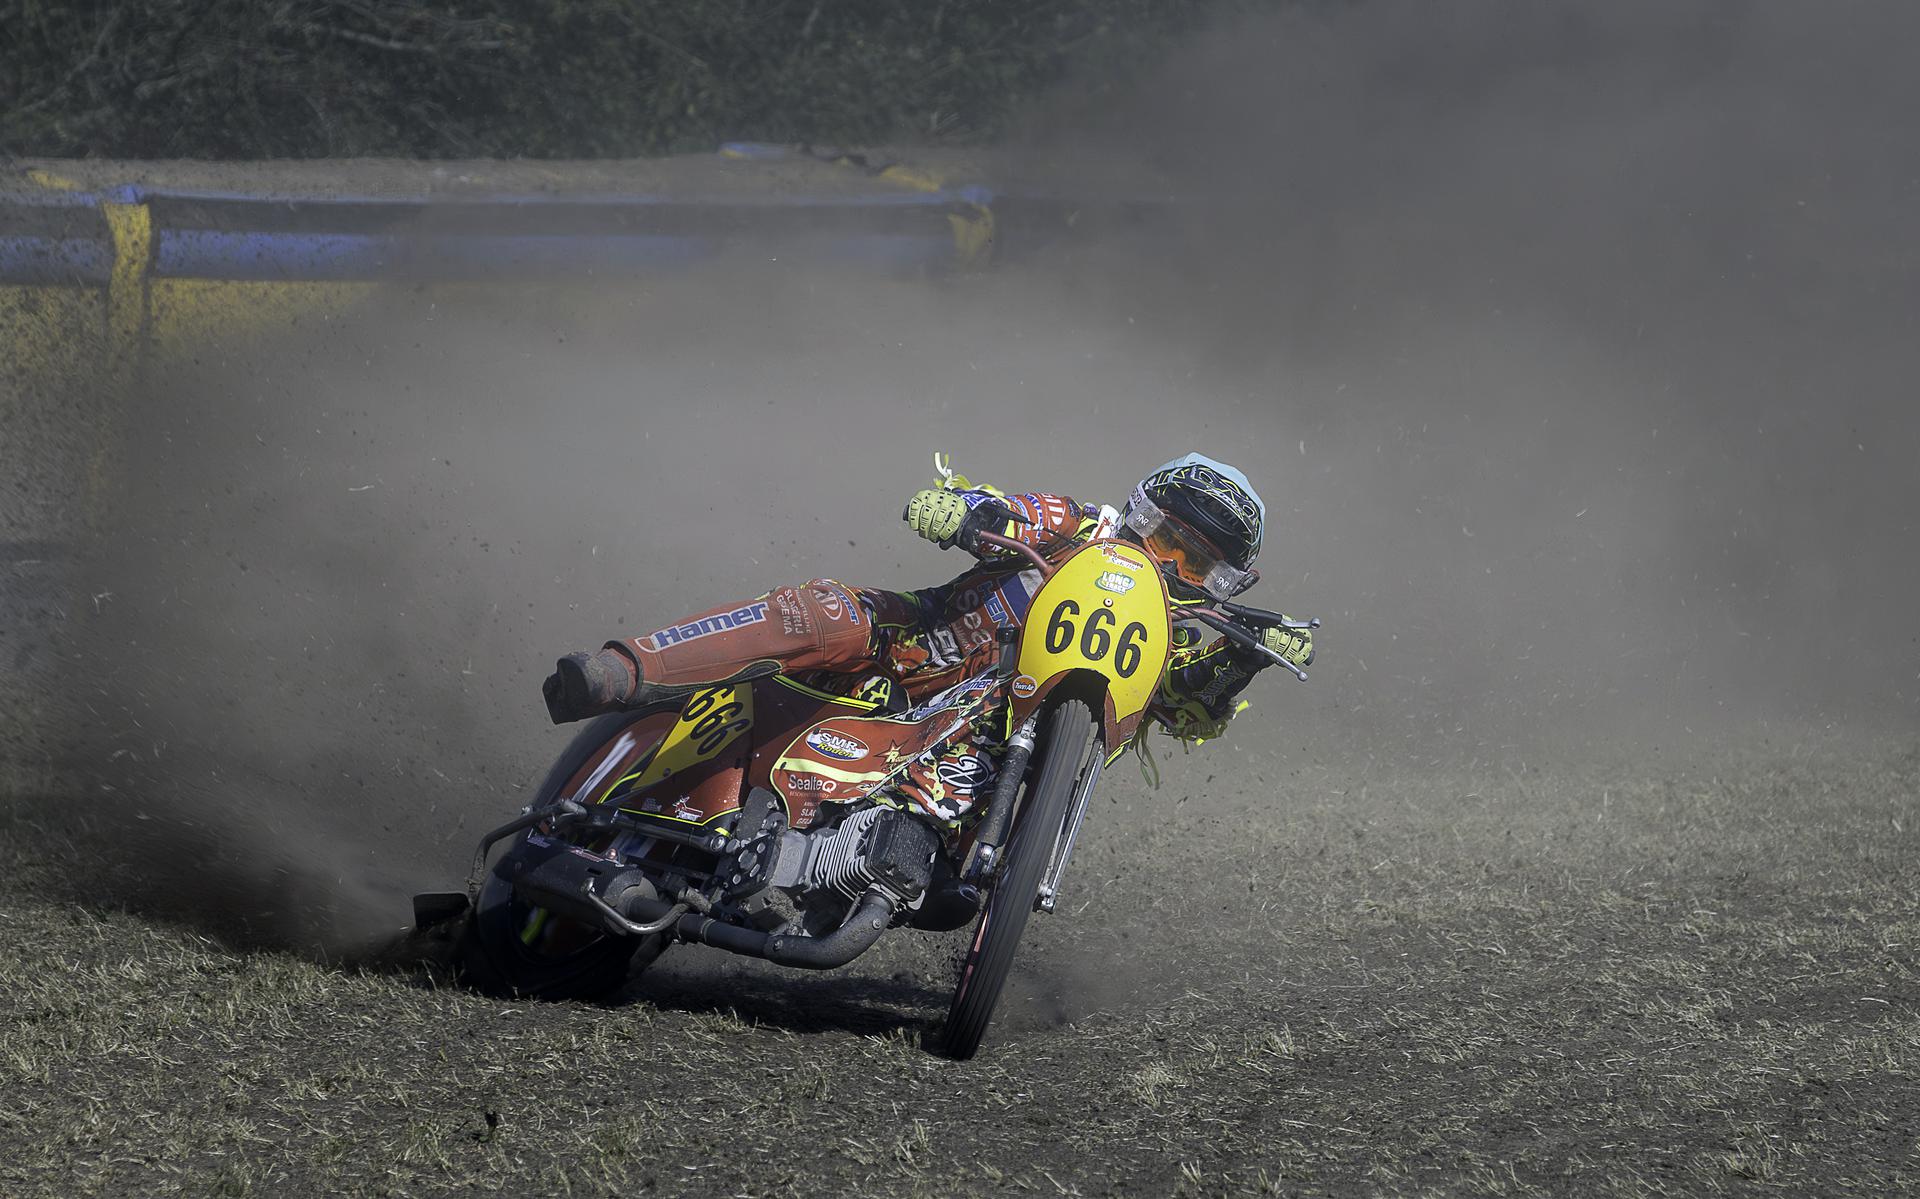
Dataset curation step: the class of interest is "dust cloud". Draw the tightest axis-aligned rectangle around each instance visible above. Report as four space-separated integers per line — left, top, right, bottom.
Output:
16 0 1918 955
1003 0 1920 754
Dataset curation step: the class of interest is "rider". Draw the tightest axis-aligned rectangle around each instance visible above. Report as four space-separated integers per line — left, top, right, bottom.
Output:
541 453 1312 822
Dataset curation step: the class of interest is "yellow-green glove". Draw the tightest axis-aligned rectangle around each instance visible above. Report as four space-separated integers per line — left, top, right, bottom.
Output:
903 488 970 548
1245 624 1314 670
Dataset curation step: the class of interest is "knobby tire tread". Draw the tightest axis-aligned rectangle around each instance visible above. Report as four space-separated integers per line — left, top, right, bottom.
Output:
941 699 1097 1059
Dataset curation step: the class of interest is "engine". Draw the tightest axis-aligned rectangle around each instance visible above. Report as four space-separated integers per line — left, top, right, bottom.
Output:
783 805 940 904
718 794 940 922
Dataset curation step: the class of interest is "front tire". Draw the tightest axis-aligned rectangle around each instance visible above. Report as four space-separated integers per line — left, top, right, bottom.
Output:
939 699 1098 1059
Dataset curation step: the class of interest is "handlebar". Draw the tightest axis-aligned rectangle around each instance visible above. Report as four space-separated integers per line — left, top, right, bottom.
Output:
1187 604 1314 682
1220 601 1320 633
974 530 1055 577
968 518 1316 681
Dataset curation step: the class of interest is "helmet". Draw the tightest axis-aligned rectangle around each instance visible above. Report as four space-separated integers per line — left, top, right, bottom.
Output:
1122 453 1265 600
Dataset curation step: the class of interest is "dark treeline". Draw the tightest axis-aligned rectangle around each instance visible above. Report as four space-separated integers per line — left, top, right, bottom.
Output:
1 0 1228 159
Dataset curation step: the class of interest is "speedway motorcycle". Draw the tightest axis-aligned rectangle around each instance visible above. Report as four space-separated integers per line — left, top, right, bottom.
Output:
414 522 1314 1059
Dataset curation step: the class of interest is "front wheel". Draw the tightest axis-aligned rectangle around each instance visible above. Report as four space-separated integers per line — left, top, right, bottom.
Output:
939 699 1098 1059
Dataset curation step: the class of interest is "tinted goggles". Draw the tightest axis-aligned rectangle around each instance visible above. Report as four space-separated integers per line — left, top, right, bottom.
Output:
1122 485 1252 600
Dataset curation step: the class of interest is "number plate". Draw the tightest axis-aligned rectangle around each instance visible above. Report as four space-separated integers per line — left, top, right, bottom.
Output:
611 684 754 799
1017 541 1172 726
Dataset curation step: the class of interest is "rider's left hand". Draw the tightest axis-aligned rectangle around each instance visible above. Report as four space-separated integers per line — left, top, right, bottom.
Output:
1245 623 1314 670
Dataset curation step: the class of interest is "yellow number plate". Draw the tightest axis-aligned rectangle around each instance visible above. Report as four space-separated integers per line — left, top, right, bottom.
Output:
1017 542 1171 725
609 685 753 800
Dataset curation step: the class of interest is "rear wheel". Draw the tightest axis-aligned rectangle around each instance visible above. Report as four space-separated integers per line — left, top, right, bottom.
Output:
455 869 663 1001
939 699 1099 1059
455 709 672 1001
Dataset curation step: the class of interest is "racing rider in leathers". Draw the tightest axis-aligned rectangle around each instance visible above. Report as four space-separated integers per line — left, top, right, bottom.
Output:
541 453 1312 832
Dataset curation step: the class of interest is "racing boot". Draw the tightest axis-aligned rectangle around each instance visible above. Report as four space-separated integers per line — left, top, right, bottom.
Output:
541 648 638 724
542 646 784 724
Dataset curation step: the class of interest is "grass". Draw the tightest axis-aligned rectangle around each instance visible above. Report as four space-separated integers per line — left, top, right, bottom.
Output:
1 739 1916 1196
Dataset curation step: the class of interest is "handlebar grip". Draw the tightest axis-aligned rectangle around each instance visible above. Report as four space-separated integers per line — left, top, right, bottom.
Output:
1186 606 1308 681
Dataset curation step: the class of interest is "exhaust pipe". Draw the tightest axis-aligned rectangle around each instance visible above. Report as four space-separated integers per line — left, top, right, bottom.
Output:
513 833 898 969
672 889 896 970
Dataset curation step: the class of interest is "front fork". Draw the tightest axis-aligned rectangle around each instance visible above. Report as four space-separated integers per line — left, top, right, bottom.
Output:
960 710 1103 916
961 715 1037 883
1035 744 1102 914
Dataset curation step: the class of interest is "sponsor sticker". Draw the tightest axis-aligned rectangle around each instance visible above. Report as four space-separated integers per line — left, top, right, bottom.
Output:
784 774 838 793
805 728 870 762
984 592 1011 626
645 601 771 650
1099 545 1148 571
1095 570 1136 594
936 753 995 795
1011 674 1039 699
774 588 813 637
810 583 860 625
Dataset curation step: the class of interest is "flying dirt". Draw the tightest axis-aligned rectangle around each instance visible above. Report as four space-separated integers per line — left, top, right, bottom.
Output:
2 0 1916 1194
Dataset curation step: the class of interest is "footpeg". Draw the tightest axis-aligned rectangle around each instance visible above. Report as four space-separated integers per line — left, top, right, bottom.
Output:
911 876 983 932
411 891 470 929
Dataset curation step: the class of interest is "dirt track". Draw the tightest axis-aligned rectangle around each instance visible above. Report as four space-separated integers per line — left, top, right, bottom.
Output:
3 740 1916 1196
5 3 1920 1194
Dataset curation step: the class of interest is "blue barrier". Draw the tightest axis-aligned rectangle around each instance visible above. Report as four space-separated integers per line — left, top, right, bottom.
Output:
0 194 114 286
0 171 996 286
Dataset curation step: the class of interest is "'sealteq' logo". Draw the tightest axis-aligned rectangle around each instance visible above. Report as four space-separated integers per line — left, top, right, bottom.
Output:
645 602 770 650
783 774 838 793
805 728 869 762
1095 570 1136 594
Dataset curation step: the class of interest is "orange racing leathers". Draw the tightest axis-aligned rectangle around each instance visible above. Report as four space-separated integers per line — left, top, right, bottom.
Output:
599 489 1261 826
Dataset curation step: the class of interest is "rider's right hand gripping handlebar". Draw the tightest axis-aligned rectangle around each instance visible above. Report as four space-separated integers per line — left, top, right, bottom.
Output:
1185 605 1319 681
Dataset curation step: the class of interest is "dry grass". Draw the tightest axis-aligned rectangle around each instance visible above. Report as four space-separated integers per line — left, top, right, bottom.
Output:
1 740 1916 1196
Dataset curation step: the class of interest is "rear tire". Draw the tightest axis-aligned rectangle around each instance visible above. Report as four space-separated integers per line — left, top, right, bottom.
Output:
455 869 664 1002
454 708 672 1002
939 699 1098 1059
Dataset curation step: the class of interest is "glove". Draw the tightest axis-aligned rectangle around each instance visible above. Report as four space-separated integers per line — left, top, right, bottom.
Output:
903 488 971 548
1241 623 1314 670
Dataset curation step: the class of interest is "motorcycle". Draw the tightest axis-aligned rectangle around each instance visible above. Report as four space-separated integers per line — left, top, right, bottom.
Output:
413 517 1315 1059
